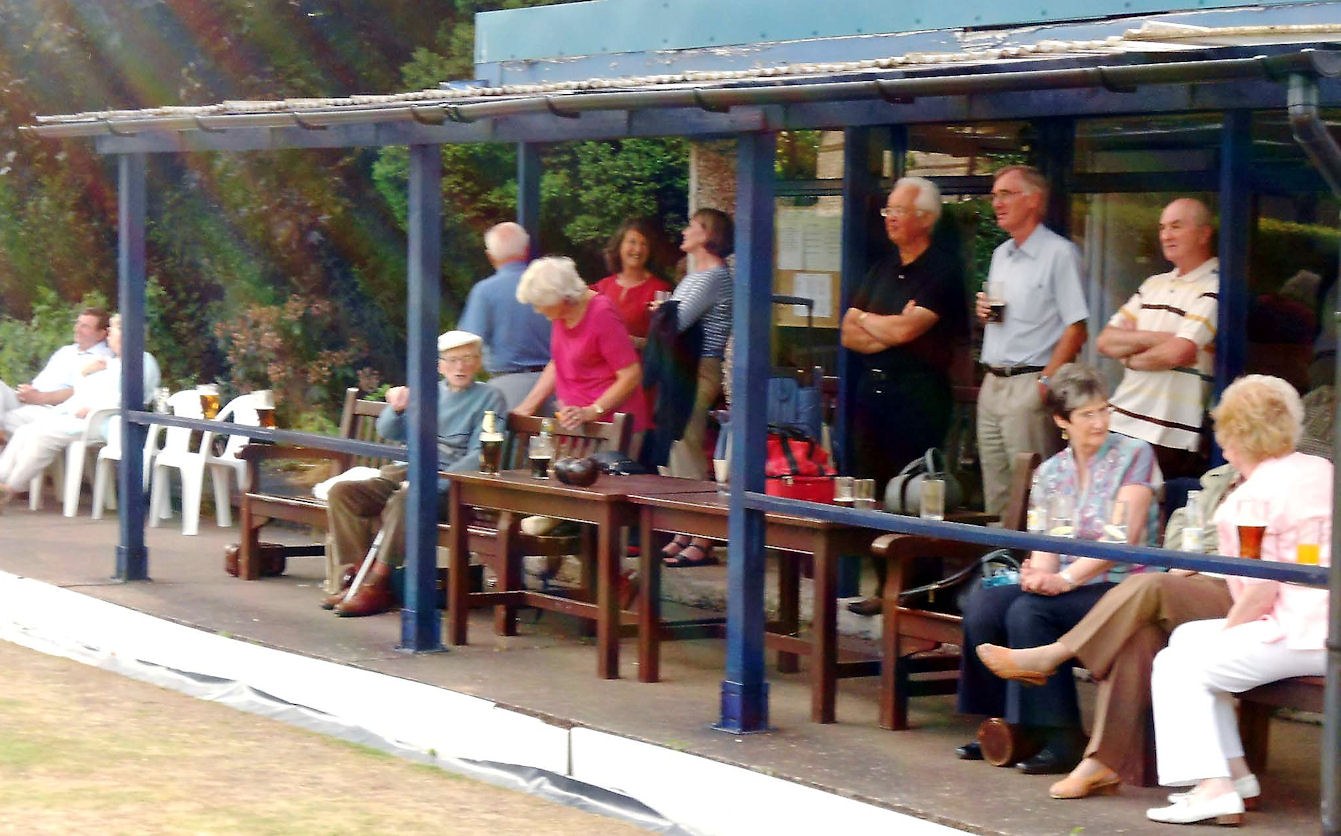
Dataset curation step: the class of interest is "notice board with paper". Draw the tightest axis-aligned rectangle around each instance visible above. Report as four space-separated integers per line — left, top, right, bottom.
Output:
775 204 841 328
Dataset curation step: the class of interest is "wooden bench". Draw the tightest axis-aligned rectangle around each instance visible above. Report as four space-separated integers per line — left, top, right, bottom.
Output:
1239 676 1324 774
235 387 631 596
872 450 1037 731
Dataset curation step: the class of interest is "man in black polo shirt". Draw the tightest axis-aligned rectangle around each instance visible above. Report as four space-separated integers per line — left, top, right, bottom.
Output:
840 176 969 615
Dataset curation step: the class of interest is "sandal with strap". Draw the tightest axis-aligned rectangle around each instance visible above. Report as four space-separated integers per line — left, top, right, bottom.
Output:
663 543 718 568
660 535 691 560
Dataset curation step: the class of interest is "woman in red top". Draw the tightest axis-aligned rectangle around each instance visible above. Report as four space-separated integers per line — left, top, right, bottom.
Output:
591 219 672 350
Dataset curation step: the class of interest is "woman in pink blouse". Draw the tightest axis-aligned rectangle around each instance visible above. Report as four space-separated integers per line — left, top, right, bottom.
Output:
1146 375 1331 826
592 219 671 349
514 256 649 436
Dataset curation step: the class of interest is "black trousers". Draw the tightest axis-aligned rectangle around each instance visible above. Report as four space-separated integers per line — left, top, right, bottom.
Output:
850 368 950 489
957 580 1116 729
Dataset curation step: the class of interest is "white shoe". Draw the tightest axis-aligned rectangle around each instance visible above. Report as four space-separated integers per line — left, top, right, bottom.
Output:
1147 791 1245 825
1168 774 1259 806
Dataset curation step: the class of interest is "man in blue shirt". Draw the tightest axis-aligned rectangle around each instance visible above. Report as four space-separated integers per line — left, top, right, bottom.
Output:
323 330 506 618
458 222 552 411
974 165 1089 516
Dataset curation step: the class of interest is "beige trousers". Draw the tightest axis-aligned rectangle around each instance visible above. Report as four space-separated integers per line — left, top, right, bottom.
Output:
668 356 723 482
1058 572 1233 784
975 372 1062 516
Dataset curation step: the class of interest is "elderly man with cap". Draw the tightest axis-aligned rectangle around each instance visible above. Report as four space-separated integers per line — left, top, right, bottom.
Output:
321 330 506 618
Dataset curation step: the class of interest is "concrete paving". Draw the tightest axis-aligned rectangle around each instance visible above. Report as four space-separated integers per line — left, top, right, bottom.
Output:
0 501 1326 835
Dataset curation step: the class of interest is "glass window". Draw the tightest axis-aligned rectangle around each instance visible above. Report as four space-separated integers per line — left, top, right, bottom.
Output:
905 122 1029 178
1075 115 1221 174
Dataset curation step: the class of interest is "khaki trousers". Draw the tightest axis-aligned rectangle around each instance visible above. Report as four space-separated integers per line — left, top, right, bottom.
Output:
1058 572 1233 784
975 372 1062 516
327 464 422 570
668 356 723 481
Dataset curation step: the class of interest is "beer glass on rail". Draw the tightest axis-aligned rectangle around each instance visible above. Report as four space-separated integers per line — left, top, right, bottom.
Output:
1236 498 1268 559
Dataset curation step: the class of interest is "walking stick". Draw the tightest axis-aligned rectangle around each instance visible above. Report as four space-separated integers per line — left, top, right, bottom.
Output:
341 528 385 603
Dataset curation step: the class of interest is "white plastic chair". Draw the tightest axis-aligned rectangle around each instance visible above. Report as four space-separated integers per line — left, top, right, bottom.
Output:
91 414 164 519
150 392 258 535
22 406 116 515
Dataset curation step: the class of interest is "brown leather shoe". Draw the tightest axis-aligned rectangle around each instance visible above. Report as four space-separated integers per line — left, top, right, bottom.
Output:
319 562 363 610
334 562 395 618
846 597 883 617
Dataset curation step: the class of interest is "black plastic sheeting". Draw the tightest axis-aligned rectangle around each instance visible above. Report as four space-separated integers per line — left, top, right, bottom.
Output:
6 623 692 835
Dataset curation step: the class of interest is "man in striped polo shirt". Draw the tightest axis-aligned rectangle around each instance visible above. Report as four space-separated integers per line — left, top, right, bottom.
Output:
1096 198 1218 479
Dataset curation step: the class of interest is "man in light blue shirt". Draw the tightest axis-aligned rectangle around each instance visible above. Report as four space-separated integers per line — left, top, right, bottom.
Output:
458 222 552 411
974 166 1089 516
0 306 115 435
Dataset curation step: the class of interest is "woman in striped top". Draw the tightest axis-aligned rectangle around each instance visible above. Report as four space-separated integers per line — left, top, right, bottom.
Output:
659 208 734 566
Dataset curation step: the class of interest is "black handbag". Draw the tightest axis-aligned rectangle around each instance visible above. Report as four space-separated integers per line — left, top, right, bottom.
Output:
883 448 964 515
897 549 1019 616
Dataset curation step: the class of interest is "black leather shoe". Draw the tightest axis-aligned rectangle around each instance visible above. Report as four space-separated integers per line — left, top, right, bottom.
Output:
956 741 983 761
847 597 883 617
1015 746 1082 775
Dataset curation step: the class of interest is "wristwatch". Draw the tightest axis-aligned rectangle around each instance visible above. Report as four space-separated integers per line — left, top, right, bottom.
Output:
1058 569 1077 590
1038 374 1052 388
591 402 605 417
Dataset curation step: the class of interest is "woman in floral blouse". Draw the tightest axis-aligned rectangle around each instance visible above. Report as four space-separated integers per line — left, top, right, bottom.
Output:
955 363 1162 776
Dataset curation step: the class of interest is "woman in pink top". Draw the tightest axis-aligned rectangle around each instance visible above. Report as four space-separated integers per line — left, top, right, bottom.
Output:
1146 375 1331 826
592 219 672 349
514 256 648 436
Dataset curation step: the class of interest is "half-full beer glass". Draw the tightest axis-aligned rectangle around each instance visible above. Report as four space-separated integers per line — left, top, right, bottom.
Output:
252 389 276 428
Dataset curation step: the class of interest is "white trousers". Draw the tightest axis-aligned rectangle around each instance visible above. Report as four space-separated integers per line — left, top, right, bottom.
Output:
1152 618 1325 786
0 381 53 435
0 417 81 490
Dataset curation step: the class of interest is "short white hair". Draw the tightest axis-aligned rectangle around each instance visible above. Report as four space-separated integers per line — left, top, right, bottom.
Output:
516 256 587 308
894 176 942 222
484 222 530 262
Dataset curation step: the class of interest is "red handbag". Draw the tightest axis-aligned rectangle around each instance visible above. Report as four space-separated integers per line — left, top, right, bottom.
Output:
764 427 835 502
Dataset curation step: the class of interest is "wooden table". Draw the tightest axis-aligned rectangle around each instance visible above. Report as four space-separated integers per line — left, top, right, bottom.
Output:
627 489 875 723
443 470 713 679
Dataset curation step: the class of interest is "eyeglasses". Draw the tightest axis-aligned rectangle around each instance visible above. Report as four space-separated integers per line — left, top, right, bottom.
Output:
879 207 921 218
990 189 1024 201
439 355 480 366
1071 404 1113 424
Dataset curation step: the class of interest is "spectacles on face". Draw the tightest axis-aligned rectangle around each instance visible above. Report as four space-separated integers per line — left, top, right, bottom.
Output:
990 189 1024 202
879 207 921 219
439 354 480 367
1071 404 1113 424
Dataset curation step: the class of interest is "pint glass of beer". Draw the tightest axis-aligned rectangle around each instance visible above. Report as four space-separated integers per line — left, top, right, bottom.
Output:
1236 498 1268 559
252 389 277 428
528 435 552 479
985 281 1006 323
1295 517 1326 566
197 383 221 419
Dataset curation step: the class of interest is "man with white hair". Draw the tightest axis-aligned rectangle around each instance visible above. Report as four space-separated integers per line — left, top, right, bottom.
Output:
0 306 114 435
321 330 505 618
458 221 552 411
841 177 968 615
1097 197 1219 479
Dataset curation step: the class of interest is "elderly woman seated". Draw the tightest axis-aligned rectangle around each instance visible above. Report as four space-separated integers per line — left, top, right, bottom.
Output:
957 363 1161 775
1144 375 1331 826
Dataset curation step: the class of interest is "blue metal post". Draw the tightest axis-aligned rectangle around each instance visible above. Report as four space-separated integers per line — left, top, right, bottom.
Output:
518 142 541 255
400 143 445 652
835 125 883 597
1215 110 1251 395
718 131 775 733
116 153 149 581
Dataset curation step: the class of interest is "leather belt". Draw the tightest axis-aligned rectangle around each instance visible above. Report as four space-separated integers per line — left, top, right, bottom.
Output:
497 365 548 374
985 364 1045 378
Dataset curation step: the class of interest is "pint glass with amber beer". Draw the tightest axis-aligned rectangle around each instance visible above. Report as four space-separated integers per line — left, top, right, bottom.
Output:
1236 498 1268 559
252 389 277 428
197 383 221 420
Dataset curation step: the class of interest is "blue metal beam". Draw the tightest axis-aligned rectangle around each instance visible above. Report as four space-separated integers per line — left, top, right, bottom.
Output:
718 131 776 734
116 153 149 582
1215 110 1252 397
517 142 541 254
400 143 445 653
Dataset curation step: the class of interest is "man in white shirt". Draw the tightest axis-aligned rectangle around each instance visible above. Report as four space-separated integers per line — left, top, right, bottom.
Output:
1096 198 1218 479
0 306 114 435
974 166 1089 516
0 313 159 509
